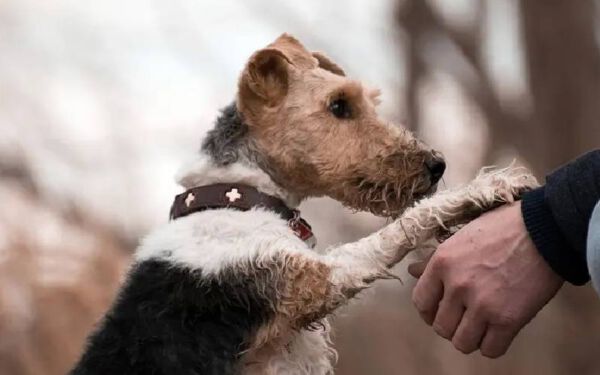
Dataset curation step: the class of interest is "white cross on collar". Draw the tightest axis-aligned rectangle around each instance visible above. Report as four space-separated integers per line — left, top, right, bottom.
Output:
185 193 195 207
225 188 242 202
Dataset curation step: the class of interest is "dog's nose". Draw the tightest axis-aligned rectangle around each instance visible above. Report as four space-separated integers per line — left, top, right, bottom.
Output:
425 153 446 185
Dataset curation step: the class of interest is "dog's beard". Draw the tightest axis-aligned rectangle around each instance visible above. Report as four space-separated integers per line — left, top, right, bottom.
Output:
340 174 434 218
332 149 436 218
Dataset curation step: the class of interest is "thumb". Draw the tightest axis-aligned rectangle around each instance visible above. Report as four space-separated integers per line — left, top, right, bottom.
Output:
408 252 433 278
408 261 428 278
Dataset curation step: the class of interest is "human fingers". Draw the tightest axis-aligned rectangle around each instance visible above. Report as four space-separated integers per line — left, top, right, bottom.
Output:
479 324 520 358
451 308 487 354
432 297 465 340
408 261 427 278
412 264 444 325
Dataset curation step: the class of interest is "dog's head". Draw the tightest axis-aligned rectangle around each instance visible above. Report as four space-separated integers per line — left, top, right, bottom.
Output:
236 34 445 216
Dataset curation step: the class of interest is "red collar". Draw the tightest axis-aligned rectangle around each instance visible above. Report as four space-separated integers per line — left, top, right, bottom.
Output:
169 183 316 248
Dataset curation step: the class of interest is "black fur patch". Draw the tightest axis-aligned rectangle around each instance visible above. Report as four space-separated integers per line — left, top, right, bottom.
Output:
202 103 249 166
70 259 276 375
200 103 283 188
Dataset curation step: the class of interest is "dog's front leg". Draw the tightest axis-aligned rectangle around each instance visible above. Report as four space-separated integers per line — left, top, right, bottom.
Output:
273 167 539 328
325 167 538 297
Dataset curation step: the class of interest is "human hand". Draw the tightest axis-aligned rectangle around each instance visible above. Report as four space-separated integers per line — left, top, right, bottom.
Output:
409 201 564 358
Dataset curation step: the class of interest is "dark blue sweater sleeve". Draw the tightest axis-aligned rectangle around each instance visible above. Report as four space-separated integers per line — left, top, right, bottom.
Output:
521 150 600 285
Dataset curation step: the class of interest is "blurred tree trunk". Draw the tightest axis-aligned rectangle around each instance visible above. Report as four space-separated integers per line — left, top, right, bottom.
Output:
399 0 430 132
519 0 600 174
398 0 600 176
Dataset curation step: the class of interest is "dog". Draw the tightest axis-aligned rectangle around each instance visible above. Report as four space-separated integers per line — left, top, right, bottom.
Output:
69 34 537 375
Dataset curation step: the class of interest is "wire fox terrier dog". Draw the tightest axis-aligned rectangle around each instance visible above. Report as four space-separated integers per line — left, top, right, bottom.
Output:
70 34 537 375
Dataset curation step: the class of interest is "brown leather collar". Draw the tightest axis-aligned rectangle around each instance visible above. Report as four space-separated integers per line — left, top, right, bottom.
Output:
169 183 316 247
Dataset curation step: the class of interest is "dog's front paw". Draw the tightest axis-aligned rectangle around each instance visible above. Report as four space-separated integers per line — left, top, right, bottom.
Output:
469 165 539 207
429 166 538 243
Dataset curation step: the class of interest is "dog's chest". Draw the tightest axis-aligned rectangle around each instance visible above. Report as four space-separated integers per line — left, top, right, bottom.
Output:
241 323 334 375
135 209 333 374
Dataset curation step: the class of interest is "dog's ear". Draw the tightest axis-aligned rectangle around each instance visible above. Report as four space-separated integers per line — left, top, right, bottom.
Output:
239 48 291 108
312 52 346 77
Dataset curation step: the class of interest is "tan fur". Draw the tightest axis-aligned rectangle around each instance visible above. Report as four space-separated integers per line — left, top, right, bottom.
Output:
248 255 333 351
275 255 332 328
237 34 437 216
242 256 335 373
312 51 346 76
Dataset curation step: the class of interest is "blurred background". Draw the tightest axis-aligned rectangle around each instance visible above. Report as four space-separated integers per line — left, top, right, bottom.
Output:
1 0 599 374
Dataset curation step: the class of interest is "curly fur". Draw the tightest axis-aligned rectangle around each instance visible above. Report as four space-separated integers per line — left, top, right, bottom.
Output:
202 102 249 166
342 141 431 217
70 34 539 375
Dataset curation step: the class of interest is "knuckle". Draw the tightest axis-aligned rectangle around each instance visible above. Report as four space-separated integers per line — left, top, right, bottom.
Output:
481 347 505 359
493 314 520 329
471 295 493 316
452 339 476 354
450 278 471 296
432 322 451 340
419 311 435 326
431 253 450 271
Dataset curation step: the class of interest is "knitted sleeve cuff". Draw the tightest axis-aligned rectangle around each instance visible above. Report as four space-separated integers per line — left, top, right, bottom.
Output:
521 187 590 285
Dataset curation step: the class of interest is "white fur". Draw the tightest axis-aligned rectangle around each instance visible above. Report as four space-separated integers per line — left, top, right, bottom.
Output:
176 153 302 208
137 153 333 375
136 208 315 275
136 151 536 375
243 325 335 375
136 207 334 375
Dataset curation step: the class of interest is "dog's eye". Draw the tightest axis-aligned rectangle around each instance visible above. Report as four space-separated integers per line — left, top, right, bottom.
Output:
329 99 352 119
